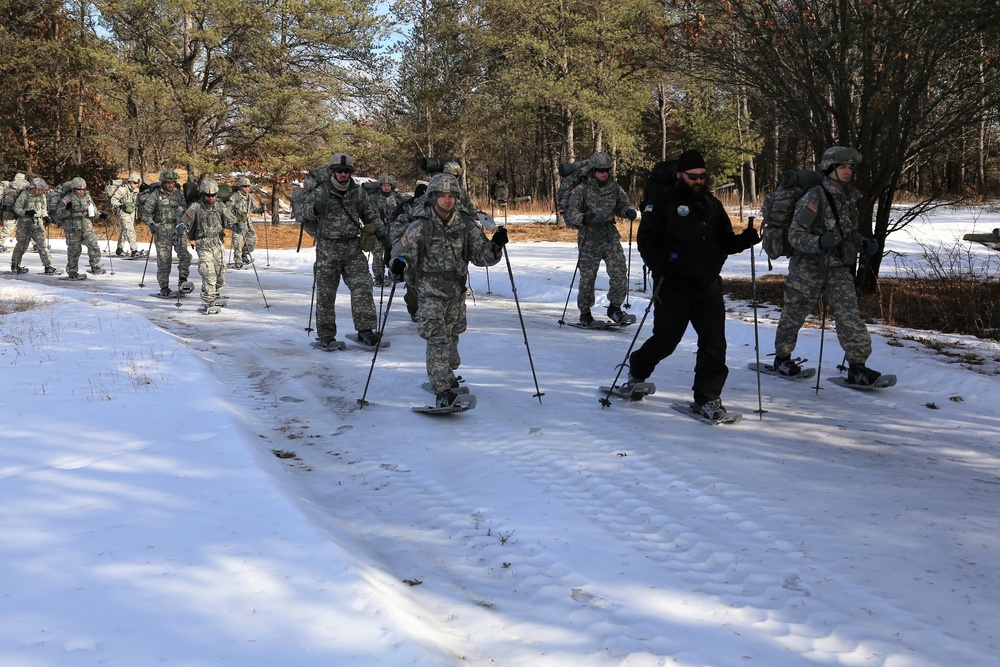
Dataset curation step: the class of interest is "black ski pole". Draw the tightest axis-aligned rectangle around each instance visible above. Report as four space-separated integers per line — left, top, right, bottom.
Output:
101 215 116 275
814 289 828 396
748 215 765 419
624 215 634 309
305 271 316 335
138 236 154 287
247 252 270 308
485 264 492 295
502 239 544 404
600 277 662 408
358 278 397 408
557 260 579 326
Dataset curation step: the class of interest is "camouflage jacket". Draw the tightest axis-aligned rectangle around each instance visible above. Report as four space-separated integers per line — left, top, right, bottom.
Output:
228 189 265 223
182 200 240 242
378 189 402 225
111 183 140 216
565 176 632 243
302 178 383 242
14 189 48 222
393 204 502 301
789 178 863 268
56 191 96 230
141 185 186 228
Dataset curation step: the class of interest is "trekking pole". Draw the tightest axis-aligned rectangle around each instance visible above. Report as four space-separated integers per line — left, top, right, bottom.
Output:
502 239 544 404
101 216 116 275
485 264 492 295
305 272 316 334
624 215 634 309
814 289 828 396
600 277 662 408
557 260 579 326
748 215 765 419
261 211 270 267
357 278 397 409
247 253 270 308
138 237 154 287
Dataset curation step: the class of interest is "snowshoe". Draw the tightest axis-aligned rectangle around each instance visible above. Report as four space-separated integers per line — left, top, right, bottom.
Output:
748 361 816 381
59 272 87 281
422 381 470 395
413 391 477 414
43 266 63 276
200 305 222 315
606 305 635 326
115 247 125 257
847 363 882 386
672 400 742 425
579 310 594 327
88 266 106 275
179 280 195 294
600 378 655 402
829 374 897 391
311 336 346 352
11 266 28 275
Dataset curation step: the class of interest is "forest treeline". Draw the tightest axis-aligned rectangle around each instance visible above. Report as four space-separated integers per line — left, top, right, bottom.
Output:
3 1 1000 290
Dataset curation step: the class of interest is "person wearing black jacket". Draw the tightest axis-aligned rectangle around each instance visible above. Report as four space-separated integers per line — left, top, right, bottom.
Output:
627 150 759 421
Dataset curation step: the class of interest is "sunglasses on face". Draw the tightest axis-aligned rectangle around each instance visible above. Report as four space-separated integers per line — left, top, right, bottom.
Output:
203 193 217 198
594 168 610 174
683 171 708 181
333 168 352 175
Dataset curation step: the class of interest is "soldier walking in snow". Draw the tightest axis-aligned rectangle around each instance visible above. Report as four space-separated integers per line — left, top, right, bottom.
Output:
771 146 883 385
182 178 242 314
389 173 507 408
564 151 637 327
10 178 61 275
371 175 401 286
56 177 108 278
228 176 265 268
111 173 143 257
142 169 192 296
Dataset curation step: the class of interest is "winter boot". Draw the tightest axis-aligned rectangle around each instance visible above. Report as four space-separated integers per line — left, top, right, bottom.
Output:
314 336 342 351
696 398 728 421
115 246 124 257
356 329 382 347
159 287 172 297
435 390 459 409
620 372 645 393
130 250 140 258
11 265 28 275
43 266 62 275
579 309 594 327
202 305 222 315
607 304 627 325
89 265 106 275
772 355 802 377
847 363 881 386
373 274 384 287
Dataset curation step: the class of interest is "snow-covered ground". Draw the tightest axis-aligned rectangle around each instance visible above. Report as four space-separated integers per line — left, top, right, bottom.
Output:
1 205 998 666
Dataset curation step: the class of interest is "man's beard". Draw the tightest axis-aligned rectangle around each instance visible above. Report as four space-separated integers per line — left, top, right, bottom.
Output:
678 178 705 198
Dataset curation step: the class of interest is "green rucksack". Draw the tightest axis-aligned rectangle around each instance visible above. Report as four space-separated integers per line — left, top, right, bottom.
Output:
760 169 825 260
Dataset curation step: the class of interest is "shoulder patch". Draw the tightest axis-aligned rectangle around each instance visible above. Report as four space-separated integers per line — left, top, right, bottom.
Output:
805 201 818 213
185 209 195 220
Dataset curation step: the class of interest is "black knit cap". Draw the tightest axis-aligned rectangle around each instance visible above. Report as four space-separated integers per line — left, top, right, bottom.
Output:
677 150 707 172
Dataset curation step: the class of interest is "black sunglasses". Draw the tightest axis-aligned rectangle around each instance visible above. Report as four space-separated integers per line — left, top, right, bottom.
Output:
594 168 610 174
683 171 708 181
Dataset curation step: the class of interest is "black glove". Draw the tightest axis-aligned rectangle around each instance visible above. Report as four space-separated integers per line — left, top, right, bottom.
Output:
314 200 328 216
65 201 73 211
25 209 35 217
742 226 761 246
491 226 509 248
99 211 109 219
624 208 637 221
860 236 879 257
819 229 842 251
390 257 406 281
379 235 392 252
43 215 52 224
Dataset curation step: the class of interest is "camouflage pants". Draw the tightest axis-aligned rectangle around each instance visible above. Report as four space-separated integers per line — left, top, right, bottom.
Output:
774 258 872 364
417 294 467 393
65 221 102 274
195 238 226 306
576 235 627 312
117 212 138 253
1 217 14 246
155 224 192 291
314 238 377 339
11 219 53 269
371 248 387 278
231 222 257 260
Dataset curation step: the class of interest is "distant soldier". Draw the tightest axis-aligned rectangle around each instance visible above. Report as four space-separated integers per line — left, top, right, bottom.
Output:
111 172 143 258
141 169 191 296
565 151 637 327
302 152 390 350
372 175 401 286
389 173 507 408
228 176 265 268
1 173 30 252
182 178 242 314
10 178 61 275
55 177 108 278
490 171 509 206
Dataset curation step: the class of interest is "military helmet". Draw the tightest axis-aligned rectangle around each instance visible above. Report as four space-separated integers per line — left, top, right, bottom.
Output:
426 173 461 200
329 152 355 172
128 172 141 183
590 152 613 171
13 173 27 185
31 177 48 190
237 176 251 187
70 177 87 190
819 146 862 172
159 169 180 183
199 177 219 195
442 161 463 177
377 175 395 186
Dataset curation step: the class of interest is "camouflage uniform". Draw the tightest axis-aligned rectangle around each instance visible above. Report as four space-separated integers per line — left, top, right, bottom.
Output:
55 186 103 276
372 184 401 282
142 183 191 291
183 196 241 309
391 176 503 395
773 178 871 364
111 180 140 255
565 172 632 315
302 175 385 340
389 193 421 320
11 185 56 271
228 188 264 265
1 174 29 251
